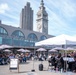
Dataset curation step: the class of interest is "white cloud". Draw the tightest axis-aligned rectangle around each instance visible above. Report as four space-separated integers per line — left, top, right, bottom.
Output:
0 3 10 14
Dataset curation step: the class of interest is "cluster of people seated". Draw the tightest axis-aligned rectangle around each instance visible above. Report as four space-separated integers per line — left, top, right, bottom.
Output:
0 53 33 65
0 52 47 65
48 52 76 73
0 54 9 65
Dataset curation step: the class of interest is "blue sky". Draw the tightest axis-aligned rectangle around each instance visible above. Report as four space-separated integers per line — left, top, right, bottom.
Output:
0 0 76 36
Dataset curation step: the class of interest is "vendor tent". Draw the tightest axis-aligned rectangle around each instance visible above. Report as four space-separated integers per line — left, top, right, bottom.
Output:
35 34 76 46
35 34 76 72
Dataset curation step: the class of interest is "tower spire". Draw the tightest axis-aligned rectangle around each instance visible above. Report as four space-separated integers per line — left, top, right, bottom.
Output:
37 0 48 34
40 0 44 7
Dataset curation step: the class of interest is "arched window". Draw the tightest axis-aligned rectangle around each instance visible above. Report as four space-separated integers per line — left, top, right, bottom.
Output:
27 33 38 42
0 26 8 35
40 35 47 41
11 30 25 39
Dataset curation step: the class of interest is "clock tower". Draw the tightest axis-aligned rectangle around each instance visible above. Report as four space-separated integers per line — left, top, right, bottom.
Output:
36 0 48 34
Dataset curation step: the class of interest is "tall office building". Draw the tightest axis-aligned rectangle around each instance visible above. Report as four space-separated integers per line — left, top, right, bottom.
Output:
20 2 33 30
36 0 48 34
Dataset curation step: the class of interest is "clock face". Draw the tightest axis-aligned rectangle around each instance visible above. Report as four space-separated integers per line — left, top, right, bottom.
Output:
43 23 47 29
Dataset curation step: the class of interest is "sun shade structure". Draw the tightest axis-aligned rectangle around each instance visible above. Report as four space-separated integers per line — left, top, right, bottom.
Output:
17 49 30 52
35 34 76 46
4 49 11 52
64 47 76 51
23 49 31 52
49 49 58 52
36 48 47 51
17 49 25 51
53 47 64 50
0 44 12 49
52 47 76 51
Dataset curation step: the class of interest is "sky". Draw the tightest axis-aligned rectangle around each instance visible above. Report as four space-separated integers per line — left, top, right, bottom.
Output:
0 0 76 36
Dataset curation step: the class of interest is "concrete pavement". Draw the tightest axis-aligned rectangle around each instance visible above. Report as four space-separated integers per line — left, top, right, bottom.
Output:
0 60 75 75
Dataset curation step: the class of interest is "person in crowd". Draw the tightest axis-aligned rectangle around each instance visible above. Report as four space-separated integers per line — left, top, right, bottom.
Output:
68 52 75 71
0 54 3 65
3 54 9 64
19 53 24 63
39 53 42 61
48 54 52 66
48 54 57 70
9 53 15 59
56 53 64 71
72 56 76 72
43 54 46 60
15 54 19 59
23 54 26 62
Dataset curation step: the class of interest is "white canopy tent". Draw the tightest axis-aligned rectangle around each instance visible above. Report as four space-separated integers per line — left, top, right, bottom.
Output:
35 34 76 46
35 34 76 72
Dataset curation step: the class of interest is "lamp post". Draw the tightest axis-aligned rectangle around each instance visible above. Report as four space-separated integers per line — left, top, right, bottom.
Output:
31 42 35 72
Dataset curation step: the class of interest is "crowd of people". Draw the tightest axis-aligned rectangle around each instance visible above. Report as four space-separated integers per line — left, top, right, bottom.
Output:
0 52 33 65
0 51 76 73
48 52 76 73
0 51 47 64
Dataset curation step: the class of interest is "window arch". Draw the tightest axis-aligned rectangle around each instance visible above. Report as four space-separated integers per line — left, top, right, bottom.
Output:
11 30 25 39
0 26 8 35
40 35 47 41
27 33 38 42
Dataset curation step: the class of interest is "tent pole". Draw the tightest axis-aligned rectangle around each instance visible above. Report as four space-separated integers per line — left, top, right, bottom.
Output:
64 40 68 74
31 46 35 72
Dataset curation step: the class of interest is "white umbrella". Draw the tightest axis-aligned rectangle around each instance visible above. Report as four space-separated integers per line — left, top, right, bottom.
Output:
53 47 76 51
53 47 64 50
0 44 12 49
49 49 58 52
4 49 11 52
24 49 31 52
65 47 76 51
17 49 31 52
17 49 25 52
36 48 47 51
21 49 31 52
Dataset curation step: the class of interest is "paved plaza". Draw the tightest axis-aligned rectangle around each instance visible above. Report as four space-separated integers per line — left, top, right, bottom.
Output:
0 60 75 75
